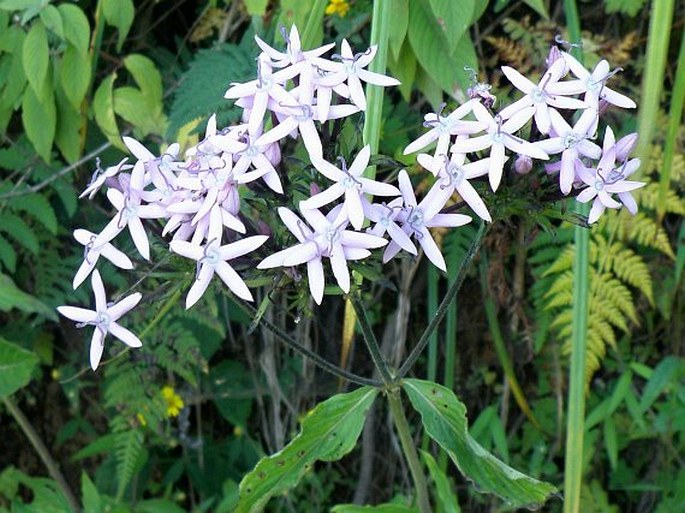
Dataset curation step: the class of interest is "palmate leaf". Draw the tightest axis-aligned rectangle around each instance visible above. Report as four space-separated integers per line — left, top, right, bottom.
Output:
403 379 558 510
236 387 378 513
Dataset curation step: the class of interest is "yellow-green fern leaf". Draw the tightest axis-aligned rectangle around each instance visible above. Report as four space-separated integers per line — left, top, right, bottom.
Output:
607 243 654 304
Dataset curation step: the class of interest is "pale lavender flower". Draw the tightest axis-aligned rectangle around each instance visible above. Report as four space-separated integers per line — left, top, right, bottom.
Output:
403 100 483 156
58 270 142 371
451 102 549 191
170 207 268 308
80 158 131 199
313 40 400 110
536 107 601 194
417 153 492 222
383 170 472 271
72 229 133 289
548 54 636 109
498 59 586 134
301 145 400 229
575 127 644 223
365 197 417 255
256 25 335 69
257 206 387 304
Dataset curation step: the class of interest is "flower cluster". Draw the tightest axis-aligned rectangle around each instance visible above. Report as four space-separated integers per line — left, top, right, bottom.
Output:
58 28 643 370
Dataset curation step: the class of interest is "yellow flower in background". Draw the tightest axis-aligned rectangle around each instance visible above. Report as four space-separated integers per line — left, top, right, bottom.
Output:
325 0 350 17
161 385 184 417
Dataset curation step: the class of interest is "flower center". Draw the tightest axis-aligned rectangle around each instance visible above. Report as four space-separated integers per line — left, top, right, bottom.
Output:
593 179 605 191
407 209 424 231
245 144 259 158
123 203 138 220
203 245 220 265
563 133 580 149
445 163 465 187
95 311 110 330
531 87 545 103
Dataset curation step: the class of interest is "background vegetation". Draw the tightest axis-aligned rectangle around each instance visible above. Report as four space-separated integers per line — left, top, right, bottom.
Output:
0 0 683 511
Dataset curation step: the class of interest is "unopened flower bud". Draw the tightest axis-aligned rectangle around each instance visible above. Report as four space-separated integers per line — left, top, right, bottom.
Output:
614 133 638 161
545 45 563 69
264 141 281 166
468 82 496 109
310 182 322 197
256 220 272 236
514 154 533 175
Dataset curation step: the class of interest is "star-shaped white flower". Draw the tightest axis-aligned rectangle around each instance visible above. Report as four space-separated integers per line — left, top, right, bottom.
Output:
72 229 134 289
58 270 142 371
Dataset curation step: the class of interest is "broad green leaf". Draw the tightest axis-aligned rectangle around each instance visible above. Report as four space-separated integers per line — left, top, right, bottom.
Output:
471 0 489 23
55 82 82 163
421 450 461 513
22 20 48 96
521 0 549 18
0 27 26 111
388 41 416 102
21 80 55 162
639 356 683 413
387 0 408 60
210 360 253 427
113 86 162 136
0 274 55 319
428 0 473 54
81 472 102 513
236 387 377 512
331 505 419 513
0 234 16 272
0 0 42 11
403 379 558 509
123 54 163 105
92 73 125 150
72 433 117 461
408 1 476 96
0 337 39 398
60 43 91 110
135 499 187 513
39 4 63 38
102 0 134 51
57 3 90 55
243 0 269 16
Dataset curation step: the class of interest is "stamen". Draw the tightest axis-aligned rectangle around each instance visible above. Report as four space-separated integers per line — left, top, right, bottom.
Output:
554 34 583 50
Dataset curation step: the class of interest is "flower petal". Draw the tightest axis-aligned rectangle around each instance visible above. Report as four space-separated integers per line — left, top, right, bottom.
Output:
109 322 143 348
89 329 105 371
108 292 142 321
215 262 253 301
307 258 325 304
57 306 96 323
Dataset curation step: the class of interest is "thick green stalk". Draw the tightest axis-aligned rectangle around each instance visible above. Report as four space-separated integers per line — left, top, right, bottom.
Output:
635 0 675 165
387 389 431 513
658 23 685 221
563 2 589 512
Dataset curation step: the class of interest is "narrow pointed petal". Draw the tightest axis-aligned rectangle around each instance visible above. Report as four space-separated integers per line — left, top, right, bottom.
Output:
108 293 142 321
170 240 204 261
91 270 107 312
307 258 325 304
359 178 400 197
300 184 345 210
299 121 323 160
618 192 638 214
278 207 311 242
123 136 155 161
219 235 268 260
457 181 491 222
73 256 97 289
501 65 535 94
90 329 105 370
404 130 439 155
330 248 350 293
256 117 299 146
348 75 367 110
357 68 401 86
489 143 506 191
601 88 637 109
216 262 253 301
398 170 417 205
418 229 446 272
57 306 96 323
560 150 577 195
185 264 214 308
345 190 365 230
387 222 417 254
282 241 319 266
588 199 606 224
128 217 150 260
109 322 143 348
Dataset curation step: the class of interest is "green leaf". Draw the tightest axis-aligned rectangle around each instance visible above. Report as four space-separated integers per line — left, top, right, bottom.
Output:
388 41 417 102
21 81 55 162
407 0 476 96
639 356 683 413
113 86 160 136
604 0 646 16
7 193 58 234
243 0 269 16
81 472 102 513
521 0 549 18
0 337 39 398
39 5 63 39
71 433 117 461
236 387 377 512
60 43 91 110
0 274 55 319
331 505 418 513
421 450 461 513
210 360 253 427
102 0 134 51
55 80 82 163
602 417 618 470
135 499 187 513
0 234 16 272
0 0 42 12
92 73 124 150
123 54 162 105
471 0 490 22
403 379 558 509
0 27 27 111
0 211 40 254
57 3 90 55
428 0 473 53
22 20 49 96
387 0 408 60
167 43 254 139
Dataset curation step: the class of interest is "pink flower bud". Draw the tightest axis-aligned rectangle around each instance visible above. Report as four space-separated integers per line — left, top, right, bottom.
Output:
614 133 638 161
256 220 272 236
264 141 281 166
309 182 321 197
514 154 533 175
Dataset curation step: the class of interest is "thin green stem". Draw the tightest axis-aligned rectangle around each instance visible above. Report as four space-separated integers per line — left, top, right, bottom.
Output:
350 292 393 385
3 397 81 513
386 389 431 513
563 3 590 512
238 300 381 387
397 222 488 379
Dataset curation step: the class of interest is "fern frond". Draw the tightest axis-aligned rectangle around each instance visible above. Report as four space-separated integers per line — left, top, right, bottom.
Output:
606 243 654 304
590 271 637 325
113 426 145 499
637 183 685 215
601 213 675 259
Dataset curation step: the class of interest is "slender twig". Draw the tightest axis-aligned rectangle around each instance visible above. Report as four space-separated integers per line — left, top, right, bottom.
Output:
350 292 393 384
0 141 113 201
2 397 81 513
237 300 381 387
397 222 488 379
386 389 431 513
